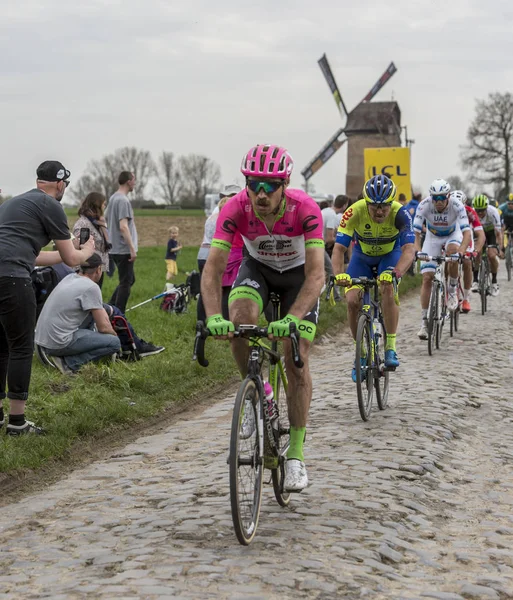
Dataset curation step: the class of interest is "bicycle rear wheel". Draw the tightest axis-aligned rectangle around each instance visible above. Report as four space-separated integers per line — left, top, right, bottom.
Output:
479 262 487 315
374 316 389 411
427 284 437 356
271 358 291 507
229 378 263 545
356 314 373 421
506 248 512 281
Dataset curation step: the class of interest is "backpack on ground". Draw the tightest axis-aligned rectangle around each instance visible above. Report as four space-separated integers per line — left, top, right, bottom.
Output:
31 266 60 318
160 284 190 314
186 270 201 299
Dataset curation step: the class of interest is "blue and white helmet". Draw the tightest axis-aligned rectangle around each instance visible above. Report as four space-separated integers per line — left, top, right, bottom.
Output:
363 175 397 204
429 179 451 197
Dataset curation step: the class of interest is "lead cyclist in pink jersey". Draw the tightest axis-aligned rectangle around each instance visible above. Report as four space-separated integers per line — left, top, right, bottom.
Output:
201 144 325 492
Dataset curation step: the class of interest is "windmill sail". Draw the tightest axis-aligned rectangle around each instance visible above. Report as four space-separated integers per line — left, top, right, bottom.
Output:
361 62 397 104
301 129 347 181
318 54 349 117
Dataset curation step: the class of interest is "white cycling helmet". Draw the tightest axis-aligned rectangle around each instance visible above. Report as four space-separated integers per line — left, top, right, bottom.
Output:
450 189 467 204
429 179 451 197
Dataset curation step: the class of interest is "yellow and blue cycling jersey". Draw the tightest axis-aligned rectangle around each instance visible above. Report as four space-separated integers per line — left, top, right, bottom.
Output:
335 199 415 256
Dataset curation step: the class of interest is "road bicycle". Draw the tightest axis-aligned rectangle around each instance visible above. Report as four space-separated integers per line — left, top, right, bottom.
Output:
326 276 393 422
193 293 302 545
417 253 459 356
448 252 474 337
475 244 498 315
504 230 513 282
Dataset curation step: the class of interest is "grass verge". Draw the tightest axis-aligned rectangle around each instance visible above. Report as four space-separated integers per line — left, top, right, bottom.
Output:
0 246 421 476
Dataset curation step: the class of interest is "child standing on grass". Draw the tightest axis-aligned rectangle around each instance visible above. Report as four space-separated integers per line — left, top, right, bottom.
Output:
165 226 182 281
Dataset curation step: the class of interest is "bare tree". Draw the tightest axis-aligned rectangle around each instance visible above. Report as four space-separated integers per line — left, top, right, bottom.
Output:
154 151 181 205
461 92 513 203
446 175 465 192
179 154 221 207
70 147 155 204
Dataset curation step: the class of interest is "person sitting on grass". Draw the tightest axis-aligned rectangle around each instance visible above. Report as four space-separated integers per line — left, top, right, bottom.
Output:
34 254 164 374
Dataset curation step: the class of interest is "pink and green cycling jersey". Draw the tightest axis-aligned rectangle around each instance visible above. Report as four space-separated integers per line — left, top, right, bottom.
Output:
212 188 324 272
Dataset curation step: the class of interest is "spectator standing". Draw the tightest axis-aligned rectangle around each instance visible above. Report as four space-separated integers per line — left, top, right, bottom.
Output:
105 171 138 312
398 193 408 206
321 200 341 301
73 192 111 288
165 226 182 281
0 161 95 435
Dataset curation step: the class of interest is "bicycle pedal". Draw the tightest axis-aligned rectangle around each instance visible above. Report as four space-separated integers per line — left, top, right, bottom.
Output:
384 366 396 372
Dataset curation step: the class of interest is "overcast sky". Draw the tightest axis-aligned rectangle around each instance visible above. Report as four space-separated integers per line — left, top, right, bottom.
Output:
2 0 512 199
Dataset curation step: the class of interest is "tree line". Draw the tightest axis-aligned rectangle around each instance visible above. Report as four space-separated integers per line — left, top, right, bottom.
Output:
69 148 222 207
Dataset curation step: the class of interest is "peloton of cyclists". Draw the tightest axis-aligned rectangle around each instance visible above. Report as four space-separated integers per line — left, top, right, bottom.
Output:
471 194 502 297
414 179 471 340
498 193 513 253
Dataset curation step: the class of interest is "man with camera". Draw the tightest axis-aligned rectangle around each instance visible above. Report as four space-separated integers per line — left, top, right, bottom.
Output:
0 161 95 435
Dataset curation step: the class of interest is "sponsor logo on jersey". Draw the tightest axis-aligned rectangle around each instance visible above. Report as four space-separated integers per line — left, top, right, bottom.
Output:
365 223 371 229
221 218 237 234
258 239 292 251
433 214 449 225
303 215 319 233
339 207 354 229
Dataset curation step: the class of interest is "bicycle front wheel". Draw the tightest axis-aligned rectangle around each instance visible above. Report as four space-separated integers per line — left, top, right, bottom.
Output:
356 314 374 421
229 378 263 545
374 316 389 411
506 247 512 282
427 284 438 356
435 284 445 350
271 358 291 507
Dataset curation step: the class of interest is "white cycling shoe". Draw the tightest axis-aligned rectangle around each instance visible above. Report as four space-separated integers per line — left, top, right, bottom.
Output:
417 323 428 340
284 459 308 492
447 291 459 311
471 281 479 293
491 283 500 296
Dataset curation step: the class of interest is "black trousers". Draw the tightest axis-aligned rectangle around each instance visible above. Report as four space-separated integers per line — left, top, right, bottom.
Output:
0 277 37 401
109 254 135 313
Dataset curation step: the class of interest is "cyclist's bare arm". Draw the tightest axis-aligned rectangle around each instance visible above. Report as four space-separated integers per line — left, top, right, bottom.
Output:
474 228 486 254
458 229 472 254
331 242 348 275
200 247 229 318
395 243 416 277
288 246 325 319
414 231 423 254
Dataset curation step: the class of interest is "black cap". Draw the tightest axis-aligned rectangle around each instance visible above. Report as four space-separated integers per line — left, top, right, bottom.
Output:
36 160 71 182
80 253 103 269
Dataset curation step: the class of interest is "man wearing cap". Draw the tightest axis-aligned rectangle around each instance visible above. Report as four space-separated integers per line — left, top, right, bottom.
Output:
0 161 95 435
35 253 121 374
105 171 138 313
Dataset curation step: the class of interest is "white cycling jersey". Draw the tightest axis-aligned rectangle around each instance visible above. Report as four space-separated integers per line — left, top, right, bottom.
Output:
478 205 501 233
414 197 470 237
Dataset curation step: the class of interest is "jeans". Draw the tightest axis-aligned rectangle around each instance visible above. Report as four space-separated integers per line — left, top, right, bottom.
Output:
47 329 120 372
109 254 135 313
0 277 36 401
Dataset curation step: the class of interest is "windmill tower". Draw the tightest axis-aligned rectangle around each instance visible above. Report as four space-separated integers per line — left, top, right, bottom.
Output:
301 56 403 198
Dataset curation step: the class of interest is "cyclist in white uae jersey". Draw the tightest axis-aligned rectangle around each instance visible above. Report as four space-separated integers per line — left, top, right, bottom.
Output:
413 179 471 340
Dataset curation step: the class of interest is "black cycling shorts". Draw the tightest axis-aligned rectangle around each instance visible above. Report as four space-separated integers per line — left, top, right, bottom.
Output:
230 257 319 325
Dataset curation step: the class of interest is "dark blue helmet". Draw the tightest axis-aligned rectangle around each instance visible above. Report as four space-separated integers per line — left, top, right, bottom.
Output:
363 175 397 204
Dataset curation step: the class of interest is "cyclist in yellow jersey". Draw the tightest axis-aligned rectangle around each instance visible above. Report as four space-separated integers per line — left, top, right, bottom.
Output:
332 175 415 379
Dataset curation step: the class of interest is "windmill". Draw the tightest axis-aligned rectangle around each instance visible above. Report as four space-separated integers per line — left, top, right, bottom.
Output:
301 55 401 197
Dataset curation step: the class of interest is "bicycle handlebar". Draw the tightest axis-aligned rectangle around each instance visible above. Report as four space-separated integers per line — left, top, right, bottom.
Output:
192 321 303 369
325 273 399 301
416 253 462 264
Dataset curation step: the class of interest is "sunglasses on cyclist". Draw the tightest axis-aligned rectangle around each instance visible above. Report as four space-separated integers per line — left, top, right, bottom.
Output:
431 195 448 202
246 180 283 194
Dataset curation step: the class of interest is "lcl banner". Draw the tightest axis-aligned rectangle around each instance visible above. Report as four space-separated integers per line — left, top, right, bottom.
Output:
364 147 411 200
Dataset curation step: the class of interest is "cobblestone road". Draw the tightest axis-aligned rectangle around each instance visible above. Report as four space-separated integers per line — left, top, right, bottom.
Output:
1 273 513 599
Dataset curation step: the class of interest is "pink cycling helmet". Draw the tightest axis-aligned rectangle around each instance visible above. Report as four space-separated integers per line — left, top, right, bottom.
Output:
240 144 294 180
